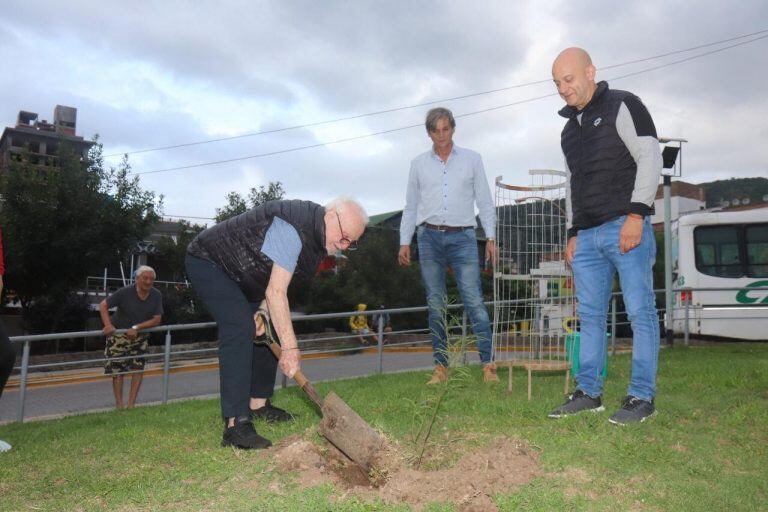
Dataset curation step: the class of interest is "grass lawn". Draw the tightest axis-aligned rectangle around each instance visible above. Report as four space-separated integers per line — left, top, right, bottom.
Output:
1 343 766 511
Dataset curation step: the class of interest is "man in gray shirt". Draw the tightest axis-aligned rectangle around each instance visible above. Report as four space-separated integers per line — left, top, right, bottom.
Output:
398 107 498 384
99 265 163 409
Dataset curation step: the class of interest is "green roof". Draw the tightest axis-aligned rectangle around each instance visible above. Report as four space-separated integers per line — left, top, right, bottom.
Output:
368 210 402 226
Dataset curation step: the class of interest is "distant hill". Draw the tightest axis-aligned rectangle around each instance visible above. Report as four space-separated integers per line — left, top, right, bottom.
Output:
700 177 768 208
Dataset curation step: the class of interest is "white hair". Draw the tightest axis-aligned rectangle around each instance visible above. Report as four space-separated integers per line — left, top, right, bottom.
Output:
135 265 156 278
325 196 369 225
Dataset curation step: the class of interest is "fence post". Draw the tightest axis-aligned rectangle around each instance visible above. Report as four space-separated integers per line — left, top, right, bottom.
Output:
377 314 384 375
610 295 617 356
162 329 172 404
16 340 31 423
684 290 691 347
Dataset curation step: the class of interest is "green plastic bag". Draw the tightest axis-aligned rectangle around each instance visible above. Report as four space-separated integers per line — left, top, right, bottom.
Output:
565 332 609 378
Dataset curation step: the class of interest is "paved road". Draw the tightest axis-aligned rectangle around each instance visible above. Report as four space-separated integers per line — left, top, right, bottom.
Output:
0 350 443 423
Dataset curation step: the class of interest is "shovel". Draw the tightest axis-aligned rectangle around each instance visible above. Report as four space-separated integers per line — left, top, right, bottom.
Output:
267 341 385 472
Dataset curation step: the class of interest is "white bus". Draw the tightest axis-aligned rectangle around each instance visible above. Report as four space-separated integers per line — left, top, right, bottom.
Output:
672 207 768 340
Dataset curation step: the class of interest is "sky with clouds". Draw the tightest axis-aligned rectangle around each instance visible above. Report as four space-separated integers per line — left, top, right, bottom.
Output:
1 1 766 225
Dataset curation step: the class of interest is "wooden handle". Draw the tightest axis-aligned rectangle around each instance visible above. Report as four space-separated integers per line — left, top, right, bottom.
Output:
267 342 323 407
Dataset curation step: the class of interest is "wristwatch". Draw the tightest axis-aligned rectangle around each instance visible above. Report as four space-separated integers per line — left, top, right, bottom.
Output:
131 325 140 331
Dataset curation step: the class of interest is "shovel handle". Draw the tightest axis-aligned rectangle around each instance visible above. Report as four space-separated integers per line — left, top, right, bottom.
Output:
267 342 323 408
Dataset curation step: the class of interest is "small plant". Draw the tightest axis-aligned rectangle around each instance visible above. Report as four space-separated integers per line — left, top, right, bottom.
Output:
410 302 475 469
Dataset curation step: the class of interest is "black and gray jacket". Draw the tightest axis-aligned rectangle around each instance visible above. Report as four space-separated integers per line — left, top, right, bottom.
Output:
559 81 662 238
187 200 327 302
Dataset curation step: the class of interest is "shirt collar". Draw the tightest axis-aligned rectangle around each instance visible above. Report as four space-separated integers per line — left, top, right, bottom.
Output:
431 144 459 160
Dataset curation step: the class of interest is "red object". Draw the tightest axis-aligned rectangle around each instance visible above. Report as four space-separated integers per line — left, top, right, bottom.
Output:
316 255 336 273
680 290 692 303
0 228 4 275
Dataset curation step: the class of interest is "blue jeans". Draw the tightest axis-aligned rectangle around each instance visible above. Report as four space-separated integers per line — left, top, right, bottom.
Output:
572 216 660 400
416 226 493 366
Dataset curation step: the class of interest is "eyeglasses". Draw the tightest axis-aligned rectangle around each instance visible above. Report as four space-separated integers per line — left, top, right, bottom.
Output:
335 211 358 251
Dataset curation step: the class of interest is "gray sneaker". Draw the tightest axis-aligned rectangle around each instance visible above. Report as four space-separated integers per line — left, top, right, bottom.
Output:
548 389 605 418
609 396 656 425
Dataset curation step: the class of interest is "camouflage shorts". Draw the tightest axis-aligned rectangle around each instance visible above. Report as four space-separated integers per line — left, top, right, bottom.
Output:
104 333 149 374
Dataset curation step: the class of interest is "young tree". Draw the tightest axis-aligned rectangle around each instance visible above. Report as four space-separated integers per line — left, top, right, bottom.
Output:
214 181 285 223
0 141 162 332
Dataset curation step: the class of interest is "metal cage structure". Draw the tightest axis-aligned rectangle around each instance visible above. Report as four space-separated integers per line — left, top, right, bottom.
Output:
493 170 575 398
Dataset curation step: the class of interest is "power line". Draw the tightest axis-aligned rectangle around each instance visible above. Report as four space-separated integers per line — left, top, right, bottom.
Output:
163 214 214 220
134 32 768 177
604 33 768 82
108 28 768 159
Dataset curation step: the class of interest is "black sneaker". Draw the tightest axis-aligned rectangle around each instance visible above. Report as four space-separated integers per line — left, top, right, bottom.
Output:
221 416 272 449
251 399 294 423
609 396 656 425
548 390 605 418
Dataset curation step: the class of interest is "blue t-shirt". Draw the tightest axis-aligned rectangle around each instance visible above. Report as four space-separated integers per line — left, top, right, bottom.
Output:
261 217 303 273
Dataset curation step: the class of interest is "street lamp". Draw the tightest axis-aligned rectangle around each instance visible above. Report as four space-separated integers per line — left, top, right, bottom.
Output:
658 137 687 346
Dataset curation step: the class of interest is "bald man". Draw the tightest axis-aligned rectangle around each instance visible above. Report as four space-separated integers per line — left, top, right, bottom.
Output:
549 48 663 425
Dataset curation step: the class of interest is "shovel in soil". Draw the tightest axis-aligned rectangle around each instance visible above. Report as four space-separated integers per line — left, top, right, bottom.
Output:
267 341 385 472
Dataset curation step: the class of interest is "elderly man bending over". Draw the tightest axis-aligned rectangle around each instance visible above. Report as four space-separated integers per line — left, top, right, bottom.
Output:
185 198 368 449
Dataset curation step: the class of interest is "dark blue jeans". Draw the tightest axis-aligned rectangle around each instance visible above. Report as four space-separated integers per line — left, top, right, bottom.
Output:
572 216 660 400
185 255 278 419
416 225 493 366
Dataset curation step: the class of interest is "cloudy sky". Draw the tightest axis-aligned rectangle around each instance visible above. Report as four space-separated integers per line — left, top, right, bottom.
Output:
1 1 766 224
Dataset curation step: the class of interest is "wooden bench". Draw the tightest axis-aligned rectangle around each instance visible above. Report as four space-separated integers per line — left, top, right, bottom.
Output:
496 360 571 400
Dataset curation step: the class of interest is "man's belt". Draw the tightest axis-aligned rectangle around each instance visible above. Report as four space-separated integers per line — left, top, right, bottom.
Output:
422 223 473 232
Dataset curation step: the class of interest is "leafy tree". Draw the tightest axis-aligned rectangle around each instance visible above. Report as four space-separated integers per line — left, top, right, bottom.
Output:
249 181 285 208
300 227 426 330
214 191 247 223
342 227 425 309
151 221 213 333
214 181 285 223
152 220 205 282
0 141 162 332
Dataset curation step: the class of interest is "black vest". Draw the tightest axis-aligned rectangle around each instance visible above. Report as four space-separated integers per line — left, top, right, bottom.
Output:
187 200 326 302
559 81 638 233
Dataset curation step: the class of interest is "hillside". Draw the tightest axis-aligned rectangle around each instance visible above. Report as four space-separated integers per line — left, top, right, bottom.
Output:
700 177 768 208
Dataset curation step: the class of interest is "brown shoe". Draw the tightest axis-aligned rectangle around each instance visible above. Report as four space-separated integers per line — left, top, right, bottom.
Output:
426 365 448 385
483 363 500 383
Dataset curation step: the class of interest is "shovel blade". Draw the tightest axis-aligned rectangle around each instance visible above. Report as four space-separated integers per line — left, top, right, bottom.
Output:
318 391 385 472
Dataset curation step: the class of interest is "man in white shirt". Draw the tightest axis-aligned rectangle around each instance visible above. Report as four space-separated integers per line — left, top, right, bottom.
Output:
398 107 498 384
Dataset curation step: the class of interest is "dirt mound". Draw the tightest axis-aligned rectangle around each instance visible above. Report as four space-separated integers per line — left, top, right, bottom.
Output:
272 435 372 489
272 435 540 511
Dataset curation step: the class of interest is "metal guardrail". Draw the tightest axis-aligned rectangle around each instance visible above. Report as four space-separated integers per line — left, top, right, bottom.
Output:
7 286 761 422
8 303 484 422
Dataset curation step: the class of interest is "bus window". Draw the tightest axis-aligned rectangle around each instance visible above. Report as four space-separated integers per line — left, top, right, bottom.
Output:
694 226 742 278
746 224 768 277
